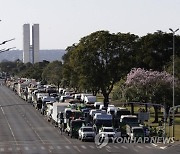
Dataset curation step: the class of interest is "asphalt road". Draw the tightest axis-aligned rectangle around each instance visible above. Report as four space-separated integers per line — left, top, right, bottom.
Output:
0 80 179 154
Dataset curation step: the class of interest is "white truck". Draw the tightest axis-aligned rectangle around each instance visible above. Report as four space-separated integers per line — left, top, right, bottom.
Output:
51 102 69 126
84 95 96 104
93 113 113 133
126 124 144 140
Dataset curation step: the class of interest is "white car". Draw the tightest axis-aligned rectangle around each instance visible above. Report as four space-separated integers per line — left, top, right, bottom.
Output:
78 126 95 141
99 127 116 139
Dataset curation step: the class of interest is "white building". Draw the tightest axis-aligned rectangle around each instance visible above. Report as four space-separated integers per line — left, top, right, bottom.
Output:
23 24 39 64
23 24 30 63
32 24 39 64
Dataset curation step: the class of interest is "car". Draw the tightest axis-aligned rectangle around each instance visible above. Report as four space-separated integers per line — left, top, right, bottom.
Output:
99 127 116 140
78 126 95 141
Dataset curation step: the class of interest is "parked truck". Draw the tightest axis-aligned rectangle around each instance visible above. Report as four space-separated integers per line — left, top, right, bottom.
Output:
93 113 113 133
126 124 144 140
51 102 69 126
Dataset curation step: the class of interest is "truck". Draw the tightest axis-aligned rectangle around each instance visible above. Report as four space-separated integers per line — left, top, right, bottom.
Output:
126 124 145 141
69 119 85 138
93 113 113 133
120 115 139 137
114 107 130 128
51 102 69 126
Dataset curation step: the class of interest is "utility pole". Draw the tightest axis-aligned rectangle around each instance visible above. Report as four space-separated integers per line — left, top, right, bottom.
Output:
169 28 179 137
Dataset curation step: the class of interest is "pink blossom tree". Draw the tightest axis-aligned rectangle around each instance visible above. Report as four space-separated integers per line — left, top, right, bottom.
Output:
125 68 174 122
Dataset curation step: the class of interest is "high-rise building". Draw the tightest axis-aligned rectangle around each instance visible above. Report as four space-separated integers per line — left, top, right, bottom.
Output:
32 24 39 64
23 24 30 63
23 24 39 64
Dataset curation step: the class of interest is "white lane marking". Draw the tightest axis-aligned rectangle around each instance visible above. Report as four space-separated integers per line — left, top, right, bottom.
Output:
137 145 143 149
81 145 87 149
73 146 81 153
41 146 45 150
106 148 111 152
65 146 70 149
121 145 128 149
114 145 119 149
0 148 4 152
16 147 20 151
24 146 29 150
49 146 54 150
1 107 17 145
57 146 62 149
33 146 37 150
89 145 95 149
151 143 158 147
29 126 45 144
62 135 72 144
145 145 152 149
160 146 167 150
8 148 12 151
134 148 138 152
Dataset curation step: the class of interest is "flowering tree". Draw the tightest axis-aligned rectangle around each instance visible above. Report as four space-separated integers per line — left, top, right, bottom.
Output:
125 68 174 122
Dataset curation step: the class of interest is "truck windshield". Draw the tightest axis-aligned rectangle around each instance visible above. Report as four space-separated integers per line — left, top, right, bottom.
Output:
133 129 144 134
83 128 93 132
104 128 114 132
122 117 138 123
95 120 112 127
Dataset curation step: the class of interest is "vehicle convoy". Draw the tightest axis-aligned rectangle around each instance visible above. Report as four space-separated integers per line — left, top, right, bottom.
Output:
78 126 95 141
6 77 158 144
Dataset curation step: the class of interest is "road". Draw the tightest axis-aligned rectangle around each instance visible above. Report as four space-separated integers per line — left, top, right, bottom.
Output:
0 80 179 154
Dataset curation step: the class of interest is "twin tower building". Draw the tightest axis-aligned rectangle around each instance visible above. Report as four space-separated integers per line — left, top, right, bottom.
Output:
23 24 39 64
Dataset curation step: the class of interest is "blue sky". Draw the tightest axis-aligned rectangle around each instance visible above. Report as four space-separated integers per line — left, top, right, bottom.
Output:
0 0 180 50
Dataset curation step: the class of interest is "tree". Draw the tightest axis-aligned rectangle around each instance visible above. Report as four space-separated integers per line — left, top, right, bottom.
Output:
42 61 63 88
136 31 180 71
64 31 139 106
125 68 174 122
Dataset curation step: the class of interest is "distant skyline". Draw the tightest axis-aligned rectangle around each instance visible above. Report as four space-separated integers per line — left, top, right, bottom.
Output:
0 0 180 50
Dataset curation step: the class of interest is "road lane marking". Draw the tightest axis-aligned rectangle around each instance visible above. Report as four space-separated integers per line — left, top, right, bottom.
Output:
114 145 119 149
134 148 138 152
49 146 54 150
106 145 111 149
41 146 45 150
121 145 128 149
81 145 87 149
57 146 62 149
65 146 70 149
137 145 143 149
8 148 12 151
1 107 17 145
106 148 111 152
33 146 37 150
0 148 4 152
73 146 81 152
89 145 95 149
16 147 20 151
160 146 167 149
145 145 152 149
24 147 29 150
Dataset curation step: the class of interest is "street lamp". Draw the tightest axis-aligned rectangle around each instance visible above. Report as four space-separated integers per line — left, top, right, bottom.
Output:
169 28 179 137
0 38 15 46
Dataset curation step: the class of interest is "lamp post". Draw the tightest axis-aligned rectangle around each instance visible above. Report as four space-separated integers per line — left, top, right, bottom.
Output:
169 28 179 137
